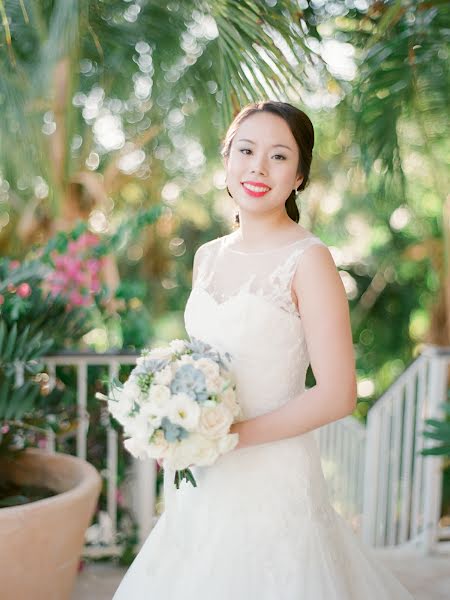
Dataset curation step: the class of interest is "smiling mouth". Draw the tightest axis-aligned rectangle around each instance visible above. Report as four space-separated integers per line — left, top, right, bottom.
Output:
241 182 271 196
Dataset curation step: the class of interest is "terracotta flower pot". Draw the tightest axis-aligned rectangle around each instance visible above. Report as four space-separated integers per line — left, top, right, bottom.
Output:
0 448 102 600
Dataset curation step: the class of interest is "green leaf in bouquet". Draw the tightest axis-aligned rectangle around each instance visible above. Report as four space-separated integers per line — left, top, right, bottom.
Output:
184 468 197 488
174 468 197 489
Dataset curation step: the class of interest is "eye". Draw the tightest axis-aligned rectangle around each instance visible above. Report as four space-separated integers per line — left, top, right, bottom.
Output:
239 148 251 155
273 154 286 160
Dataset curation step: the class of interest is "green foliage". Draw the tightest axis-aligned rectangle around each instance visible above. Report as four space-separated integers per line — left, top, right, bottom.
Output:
420 402 450 459
0 321 53 420
343 1 450 200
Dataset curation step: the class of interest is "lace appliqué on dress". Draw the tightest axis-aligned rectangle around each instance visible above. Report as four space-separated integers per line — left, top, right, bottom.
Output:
194 235 326 319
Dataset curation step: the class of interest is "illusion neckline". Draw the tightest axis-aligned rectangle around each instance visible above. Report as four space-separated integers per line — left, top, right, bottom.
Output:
222 233 318 255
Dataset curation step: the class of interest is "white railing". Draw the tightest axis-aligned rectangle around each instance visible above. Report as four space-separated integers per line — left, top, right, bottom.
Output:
313 345 448 554
361 346 448 553
42 351 157 556
316 416 366 534
36 345 448 556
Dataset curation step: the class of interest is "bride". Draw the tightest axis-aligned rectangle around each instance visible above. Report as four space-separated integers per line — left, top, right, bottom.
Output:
113 100 414 599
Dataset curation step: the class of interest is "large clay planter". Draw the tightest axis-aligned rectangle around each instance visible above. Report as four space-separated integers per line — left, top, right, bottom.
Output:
0 448 102 600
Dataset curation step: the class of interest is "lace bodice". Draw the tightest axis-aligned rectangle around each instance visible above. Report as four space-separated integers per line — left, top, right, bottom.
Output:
193 231 325 318
183 231 327 422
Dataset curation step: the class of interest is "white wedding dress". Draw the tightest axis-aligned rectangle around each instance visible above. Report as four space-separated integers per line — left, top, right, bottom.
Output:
113 231 415 599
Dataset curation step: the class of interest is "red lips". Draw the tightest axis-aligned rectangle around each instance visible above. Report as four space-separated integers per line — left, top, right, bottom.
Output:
241 182 271 198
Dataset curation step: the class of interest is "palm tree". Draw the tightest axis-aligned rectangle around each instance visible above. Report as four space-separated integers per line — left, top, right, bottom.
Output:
0 0 323 237
337 0 449 345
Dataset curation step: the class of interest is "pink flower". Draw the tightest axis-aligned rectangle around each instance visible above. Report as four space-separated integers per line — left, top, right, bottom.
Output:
7 283 15 293
17 282 32 298
78 232 99 248
86 259 101 274
68 290 92 307
68 240 81 254
9 260 20 270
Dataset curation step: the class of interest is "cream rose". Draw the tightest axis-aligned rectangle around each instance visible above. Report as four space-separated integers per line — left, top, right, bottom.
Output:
217 433 239 455
166 433 219 470
220 386 241 418
195 357 220 378
146 429 170 460
197 403 233 440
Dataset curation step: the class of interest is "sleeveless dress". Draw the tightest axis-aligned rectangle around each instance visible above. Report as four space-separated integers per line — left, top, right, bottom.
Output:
112 232 415 599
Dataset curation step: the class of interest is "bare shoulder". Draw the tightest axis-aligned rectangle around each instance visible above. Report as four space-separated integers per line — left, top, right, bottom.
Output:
293 236 335 279
292 237 344 316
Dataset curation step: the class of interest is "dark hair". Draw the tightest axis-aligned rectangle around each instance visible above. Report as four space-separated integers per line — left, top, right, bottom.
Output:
220 101 314 227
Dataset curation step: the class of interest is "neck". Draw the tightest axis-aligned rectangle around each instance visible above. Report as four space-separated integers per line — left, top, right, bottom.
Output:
235 211 296 244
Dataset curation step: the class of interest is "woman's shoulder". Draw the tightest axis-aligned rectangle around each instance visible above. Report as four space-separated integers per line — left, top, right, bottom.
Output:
194 236 223 256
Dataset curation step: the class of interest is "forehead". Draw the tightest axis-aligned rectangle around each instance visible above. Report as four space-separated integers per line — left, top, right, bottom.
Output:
234 111 295 143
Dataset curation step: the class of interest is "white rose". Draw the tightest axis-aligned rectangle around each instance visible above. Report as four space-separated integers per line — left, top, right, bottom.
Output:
190 434 220 466
166 433 219 469
197 403 233 440
153 364 173 386
147 345 173 360
122 379 143 402
147 384 171 415
217 433 239 455
169 339 187 354
164 439 194 470
168 393 201 431
146 429 170 460
123 436 149 460
122 412 154 441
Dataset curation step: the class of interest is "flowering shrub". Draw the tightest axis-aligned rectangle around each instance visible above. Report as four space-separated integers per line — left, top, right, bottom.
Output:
44 231 105 310
0 228 102 456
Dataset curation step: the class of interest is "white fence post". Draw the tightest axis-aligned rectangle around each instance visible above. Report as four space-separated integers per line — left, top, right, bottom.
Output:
362 406 381 545
133 457 157 549
421 347 446 554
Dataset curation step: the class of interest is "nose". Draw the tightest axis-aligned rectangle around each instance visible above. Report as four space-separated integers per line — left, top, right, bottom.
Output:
250 153 267 175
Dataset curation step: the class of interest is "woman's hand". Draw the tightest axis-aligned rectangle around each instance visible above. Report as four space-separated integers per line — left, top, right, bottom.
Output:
230 422 244 450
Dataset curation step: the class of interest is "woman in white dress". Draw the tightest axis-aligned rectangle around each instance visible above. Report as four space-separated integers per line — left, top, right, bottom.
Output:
113 101 415 599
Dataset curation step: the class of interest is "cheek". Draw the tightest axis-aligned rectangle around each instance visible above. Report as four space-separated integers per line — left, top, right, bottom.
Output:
227 152 242 173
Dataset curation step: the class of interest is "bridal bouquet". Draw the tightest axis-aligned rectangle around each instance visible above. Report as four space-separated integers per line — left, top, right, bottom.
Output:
96 337 241 488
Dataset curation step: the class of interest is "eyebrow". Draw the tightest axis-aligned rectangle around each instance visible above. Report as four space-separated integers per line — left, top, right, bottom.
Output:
236 138 293 151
